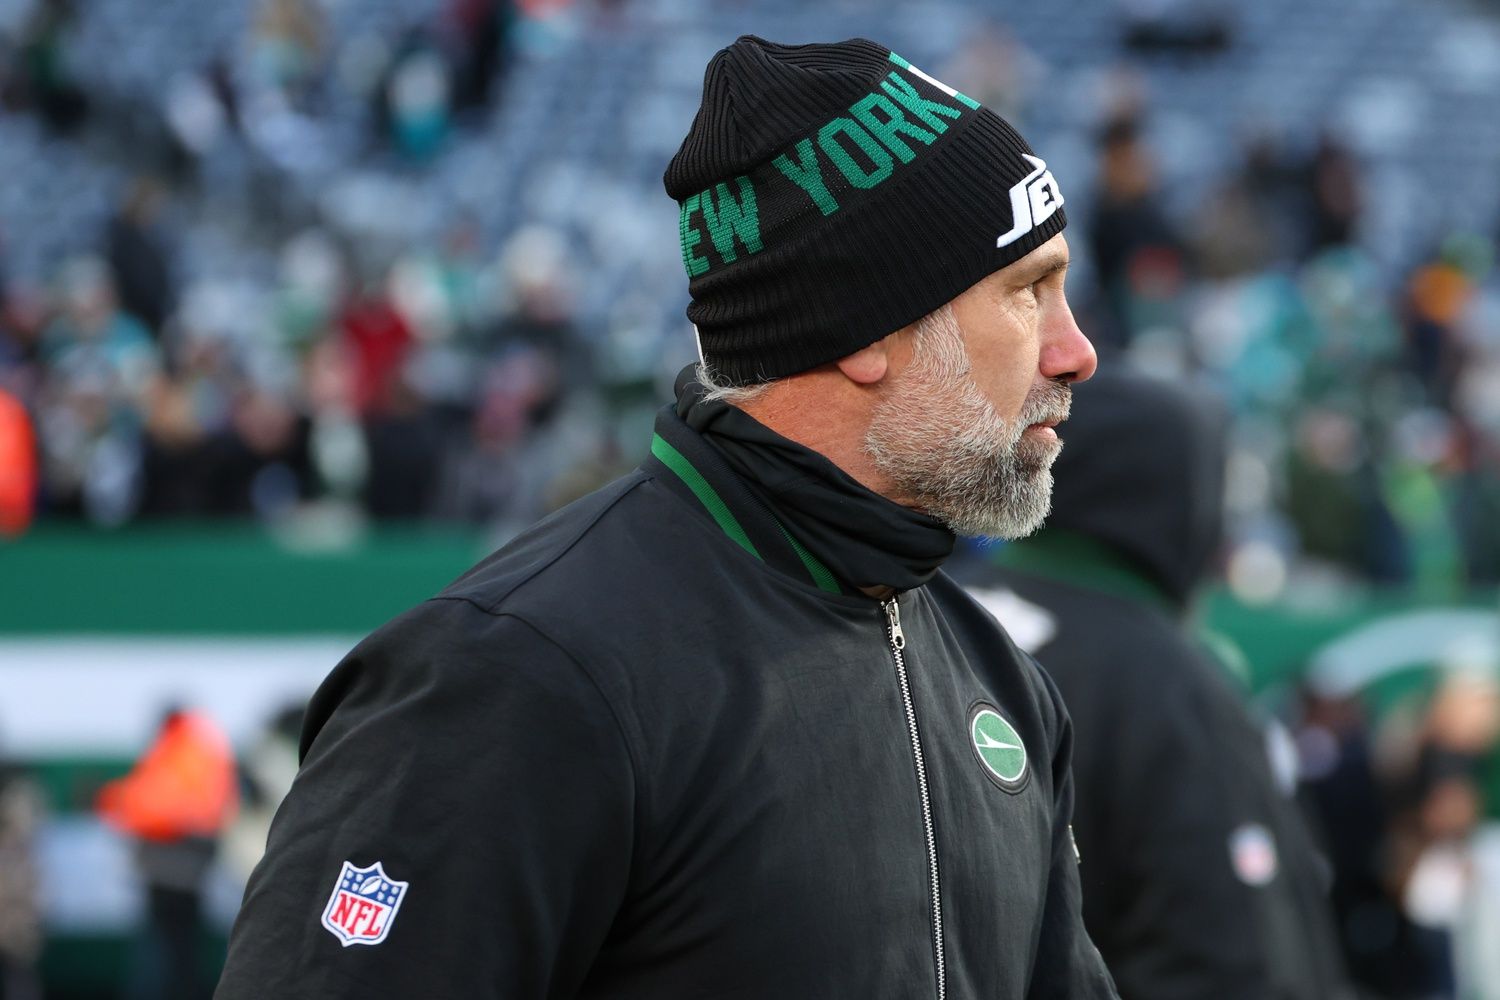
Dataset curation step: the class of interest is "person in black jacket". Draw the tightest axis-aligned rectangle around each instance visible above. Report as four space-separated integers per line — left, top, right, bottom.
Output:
217 36 1117 999
957 370 1354 1000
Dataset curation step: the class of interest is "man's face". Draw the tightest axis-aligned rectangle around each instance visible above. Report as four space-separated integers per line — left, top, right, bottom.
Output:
864 234 1096 538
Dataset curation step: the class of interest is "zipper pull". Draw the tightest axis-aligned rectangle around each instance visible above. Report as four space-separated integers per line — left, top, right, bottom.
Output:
883 597 905 650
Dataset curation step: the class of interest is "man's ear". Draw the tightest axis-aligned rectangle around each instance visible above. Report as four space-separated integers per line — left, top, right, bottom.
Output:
835 336 891 385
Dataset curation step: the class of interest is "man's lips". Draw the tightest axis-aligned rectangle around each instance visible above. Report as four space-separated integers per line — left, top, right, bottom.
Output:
1026 412 1066 429
1024 414 1066 440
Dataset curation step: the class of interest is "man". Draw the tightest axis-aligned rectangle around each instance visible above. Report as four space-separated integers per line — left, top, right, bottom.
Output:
217 36 1115 998
958 371 1354 999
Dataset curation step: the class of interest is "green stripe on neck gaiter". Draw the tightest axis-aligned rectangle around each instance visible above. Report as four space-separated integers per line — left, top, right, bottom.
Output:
652 432 842 594
776 522 842 595
652 433 760 560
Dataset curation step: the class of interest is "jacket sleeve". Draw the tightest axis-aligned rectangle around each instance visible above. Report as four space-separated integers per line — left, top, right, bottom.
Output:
1084 663 1274 1000
215 597 636 1000
1026 664 1120 1000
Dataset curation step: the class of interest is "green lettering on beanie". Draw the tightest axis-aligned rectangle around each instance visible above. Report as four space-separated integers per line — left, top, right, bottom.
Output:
818 118 893 189
773 139 840 217
880 72 964 132
701 176 763 265
886 51 982 110
851 92 936 164
679 193 710 277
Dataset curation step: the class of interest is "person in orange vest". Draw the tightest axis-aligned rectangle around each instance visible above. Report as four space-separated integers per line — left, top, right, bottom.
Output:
0 389 35 537
97 707 237 1000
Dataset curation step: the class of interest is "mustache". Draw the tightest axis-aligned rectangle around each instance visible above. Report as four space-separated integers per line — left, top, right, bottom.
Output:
1019 378 1072 426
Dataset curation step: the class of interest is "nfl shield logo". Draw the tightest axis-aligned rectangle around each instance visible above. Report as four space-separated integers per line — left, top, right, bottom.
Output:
1229 823 1279 887
320 860 409 947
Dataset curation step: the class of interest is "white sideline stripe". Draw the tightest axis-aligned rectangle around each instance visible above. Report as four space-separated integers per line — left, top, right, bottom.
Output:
0 636 361 755
1308 609 1500 696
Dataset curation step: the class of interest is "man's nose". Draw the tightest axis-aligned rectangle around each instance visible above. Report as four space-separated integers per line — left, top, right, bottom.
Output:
1039 304 1097 383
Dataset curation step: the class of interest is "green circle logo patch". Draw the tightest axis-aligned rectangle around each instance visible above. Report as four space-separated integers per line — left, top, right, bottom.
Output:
970 705 1029 792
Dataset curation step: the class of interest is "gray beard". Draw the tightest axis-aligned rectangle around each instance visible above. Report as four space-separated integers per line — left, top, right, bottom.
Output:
864 325 1069 539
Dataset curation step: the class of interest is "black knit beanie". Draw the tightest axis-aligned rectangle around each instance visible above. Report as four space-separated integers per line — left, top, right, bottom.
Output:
665 35 1068 386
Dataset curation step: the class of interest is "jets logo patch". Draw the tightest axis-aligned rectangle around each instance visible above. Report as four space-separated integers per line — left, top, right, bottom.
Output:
969 704 1029 793
321 860 409 947
995 154 1064 249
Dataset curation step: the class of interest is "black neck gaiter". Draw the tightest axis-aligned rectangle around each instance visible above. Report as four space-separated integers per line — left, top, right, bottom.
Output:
676 371 955 593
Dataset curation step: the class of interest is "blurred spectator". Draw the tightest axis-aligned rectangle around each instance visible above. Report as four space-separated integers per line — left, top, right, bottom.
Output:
488 225 586 377
104 178 176 338
13 0 87 133
1239 133 1307 262
1193 132 1303 279
1452 423 1500 586
209 54 243 137
387 221 484 351
432 343 560 524
1389 672 1500 996
303 334 371 504
1305 132 1362 255
1296 687 1430 997
340 270 415 416
0 749 43 1000
1381 410 1464 599
97 707 238 1000
141 373 312 518
1284 405 1406 582
1401 236 1489 409
0 389 37 536
0 242 44 410
222 704 305 887
249 0 325 106
273 227 345 350
1192 171 1275 280
362 371 443 518
444 0 517 115
36 258 159 523
376 28 453 161
1087 113 1185 350
1120 0 1233 57
135 289 307 518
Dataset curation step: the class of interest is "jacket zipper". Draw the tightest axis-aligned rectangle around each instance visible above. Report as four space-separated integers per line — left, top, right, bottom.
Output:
884 596 946 1000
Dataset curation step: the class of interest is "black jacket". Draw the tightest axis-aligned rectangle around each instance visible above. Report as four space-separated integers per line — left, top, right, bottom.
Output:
955 371 1351 1000
216 378 1117 999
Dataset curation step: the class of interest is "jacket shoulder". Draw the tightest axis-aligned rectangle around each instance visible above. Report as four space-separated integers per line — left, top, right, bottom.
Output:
439 470 663 612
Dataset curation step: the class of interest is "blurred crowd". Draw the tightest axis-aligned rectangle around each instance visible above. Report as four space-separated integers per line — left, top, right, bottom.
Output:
0 0 661 542
1079 95 1500 600
0 0 1496 600
1294 671 1500 997
0 203 632 534
2 0 521 165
